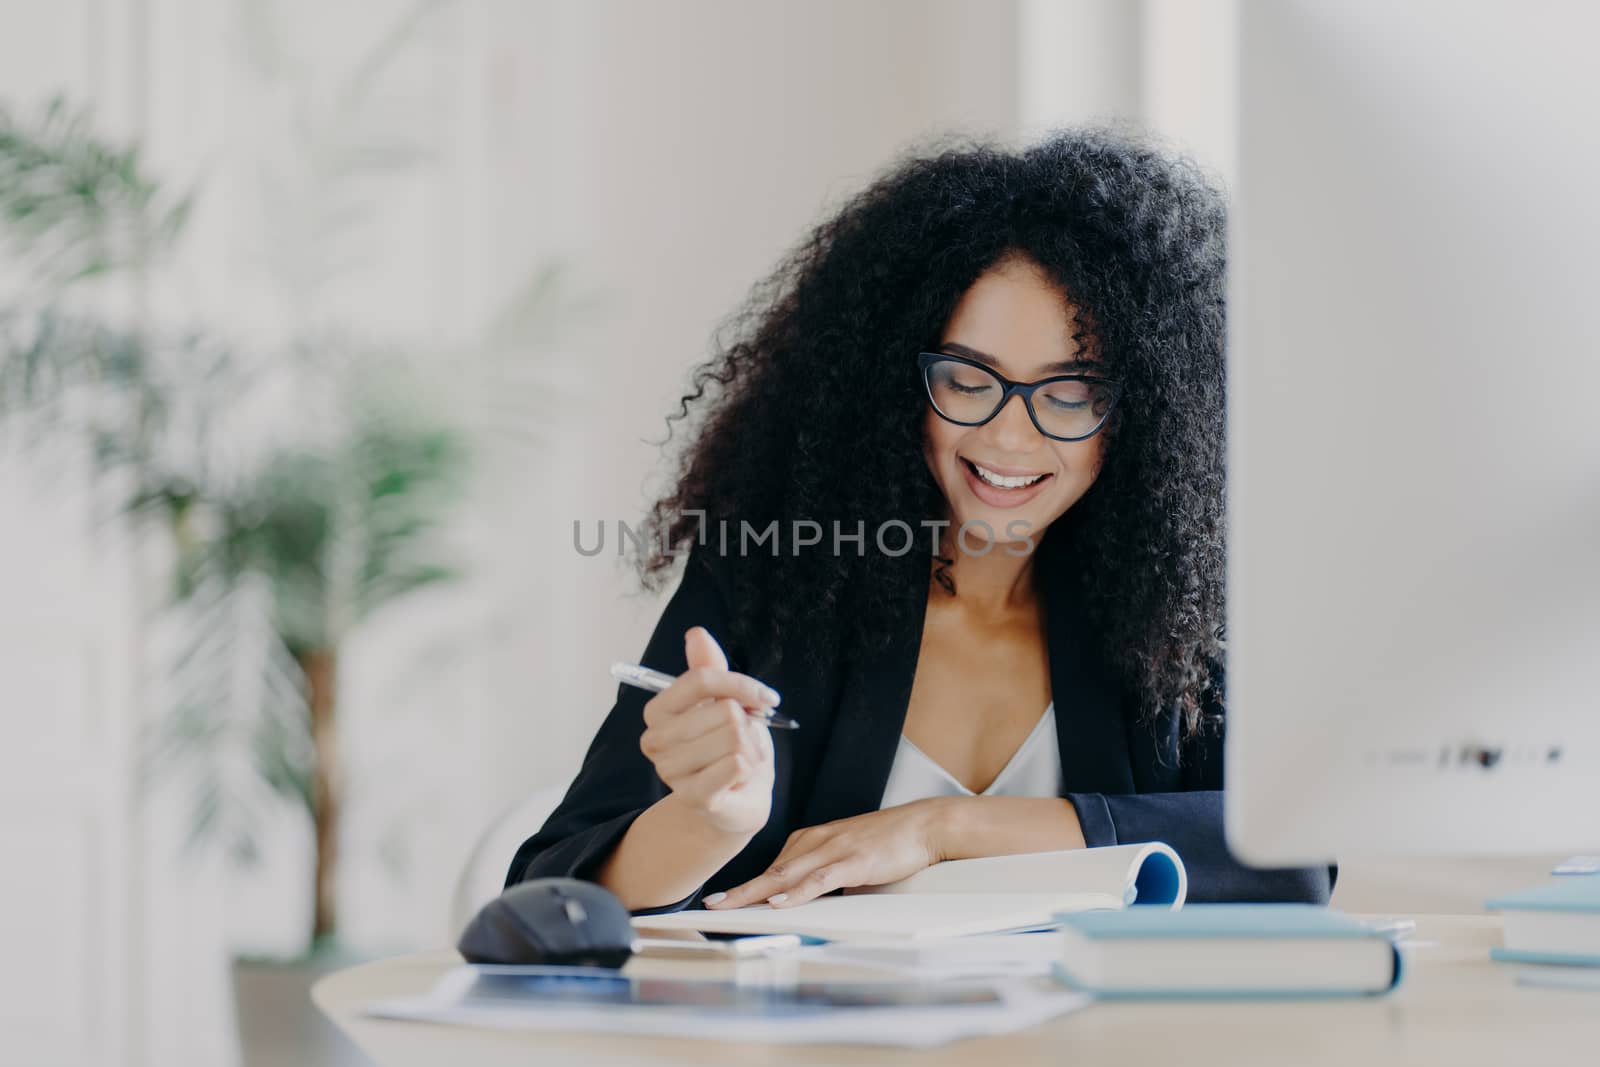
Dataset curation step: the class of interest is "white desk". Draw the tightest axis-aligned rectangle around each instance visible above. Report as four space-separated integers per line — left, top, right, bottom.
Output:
314 916 1599 1066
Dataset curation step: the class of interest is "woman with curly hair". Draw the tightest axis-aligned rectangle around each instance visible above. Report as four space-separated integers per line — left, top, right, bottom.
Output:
507 128 1332 911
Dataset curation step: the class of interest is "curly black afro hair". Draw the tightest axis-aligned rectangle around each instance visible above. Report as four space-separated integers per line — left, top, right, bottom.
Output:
640 127 1228 739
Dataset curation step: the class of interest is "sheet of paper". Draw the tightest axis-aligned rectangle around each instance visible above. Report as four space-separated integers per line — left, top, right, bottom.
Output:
363 966 1090 1048
800 930 1064 980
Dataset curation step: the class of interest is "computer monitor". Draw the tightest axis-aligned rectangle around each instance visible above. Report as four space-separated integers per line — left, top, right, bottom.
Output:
1224 0 1600 866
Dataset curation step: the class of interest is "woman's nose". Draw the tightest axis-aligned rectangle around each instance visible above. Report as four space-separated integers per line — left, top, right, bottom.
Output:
982 392 1042 451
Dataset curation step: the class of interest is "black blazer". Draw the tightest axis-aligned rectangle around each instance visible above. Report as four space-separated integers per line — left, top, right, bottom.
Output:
506 542 1334 911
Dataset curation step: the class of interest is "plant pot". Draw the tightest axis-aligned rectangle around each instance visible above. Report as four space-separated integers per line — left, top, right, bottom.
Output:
232 952 374 1067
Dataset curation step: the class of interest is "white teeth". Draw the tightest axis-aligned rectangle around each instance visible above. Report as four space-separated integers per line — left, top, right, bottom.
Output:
971 462 1046 489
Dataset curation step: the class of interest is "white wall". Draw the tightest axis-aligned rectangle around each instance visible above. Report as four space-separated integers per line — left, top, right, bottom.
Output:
1 3 158 1064
1020 0 1238 180
476 0 1025 895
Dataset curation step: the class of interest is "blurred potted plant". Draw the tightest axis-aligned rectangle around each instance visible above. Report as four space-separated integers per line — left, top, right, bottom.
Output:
0 89 471 941
153 388 470 943
0 80 576 1062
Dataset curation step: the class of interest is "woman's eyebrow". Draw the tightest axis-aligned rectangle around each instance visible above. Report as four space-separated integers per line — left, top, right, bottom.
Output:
939 341 1099 375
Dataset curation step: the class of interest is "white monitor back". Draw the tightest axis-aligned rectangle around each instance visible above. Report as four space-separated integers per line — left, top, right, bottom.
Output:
1225 0 1600 866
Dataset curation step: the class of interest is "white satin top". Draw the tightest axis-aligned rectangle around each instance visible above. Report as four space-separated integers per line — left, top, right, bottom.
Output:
878 703 1063 809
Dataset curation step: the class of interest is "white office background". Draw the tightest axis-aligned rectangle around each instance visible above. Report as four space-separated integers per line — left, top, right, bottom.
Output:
0 2 1238 1064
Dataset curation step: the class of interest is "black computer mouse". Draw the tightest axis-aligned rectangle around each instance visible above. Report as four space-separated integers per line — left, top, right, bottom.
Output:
457 877 635 967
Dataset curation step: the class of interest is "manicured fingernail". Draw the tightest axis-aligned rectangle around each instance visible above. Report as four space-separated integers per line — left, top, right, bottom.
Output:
702 891 727 906
761 687 781 706
767 893 788 905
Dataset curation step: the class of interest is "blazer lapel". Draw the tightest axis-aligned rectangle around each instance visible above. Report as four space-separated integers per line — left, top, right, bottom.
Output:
1043 546 1137 795
797 569 928 829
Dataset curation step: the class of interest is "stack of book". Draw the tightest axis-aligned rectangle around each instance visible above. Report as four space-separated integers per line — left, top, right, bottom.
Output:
1487 877 1600 967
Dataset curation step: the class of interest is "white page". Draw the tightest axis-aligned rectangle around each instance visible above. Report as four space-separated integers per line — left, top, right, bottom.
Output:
849 842 1184 906
803 930 1064 979
633 891 1122 941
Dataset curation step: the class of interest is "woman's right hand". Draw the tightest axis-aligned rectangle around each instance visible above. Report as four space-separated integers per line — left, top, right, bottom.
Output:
638 626 779 836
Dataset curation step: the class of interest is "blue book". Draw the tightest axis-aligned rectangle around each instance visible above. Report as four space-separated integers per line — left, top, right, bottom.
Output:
1053 904 1402 998
1485 877 1600 967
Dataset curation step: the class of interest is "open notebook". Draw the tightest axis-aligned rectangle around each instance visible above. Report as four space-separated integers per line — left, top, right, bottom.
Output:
632 842 1186 942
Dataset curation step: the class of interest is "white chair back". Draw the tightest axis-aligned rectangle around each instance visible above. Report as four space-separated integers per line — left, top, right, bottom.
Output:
448 784 566 937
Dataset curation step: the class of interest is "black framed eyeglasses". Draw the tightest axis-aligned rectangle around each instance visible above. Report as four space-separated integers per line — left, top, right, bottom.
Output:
917 351 1122 442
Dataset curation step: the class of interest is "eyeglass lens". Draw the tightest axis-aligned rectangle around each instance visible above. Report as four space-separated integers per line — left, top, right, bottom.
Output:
923 356 1114 440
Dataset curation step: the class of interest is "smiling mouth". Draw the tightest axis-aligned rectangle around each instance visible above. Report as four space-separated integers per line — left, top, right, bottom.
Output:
961 457 1052 489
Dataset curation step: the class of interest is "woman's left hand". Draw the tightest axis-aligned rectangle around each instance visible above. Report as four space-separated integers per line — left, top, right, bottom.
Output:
705 797 956 910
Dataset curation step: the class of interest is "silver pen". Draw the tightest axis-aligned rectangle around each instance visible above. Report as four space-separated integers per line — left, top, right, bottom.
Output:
609 661 800 729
